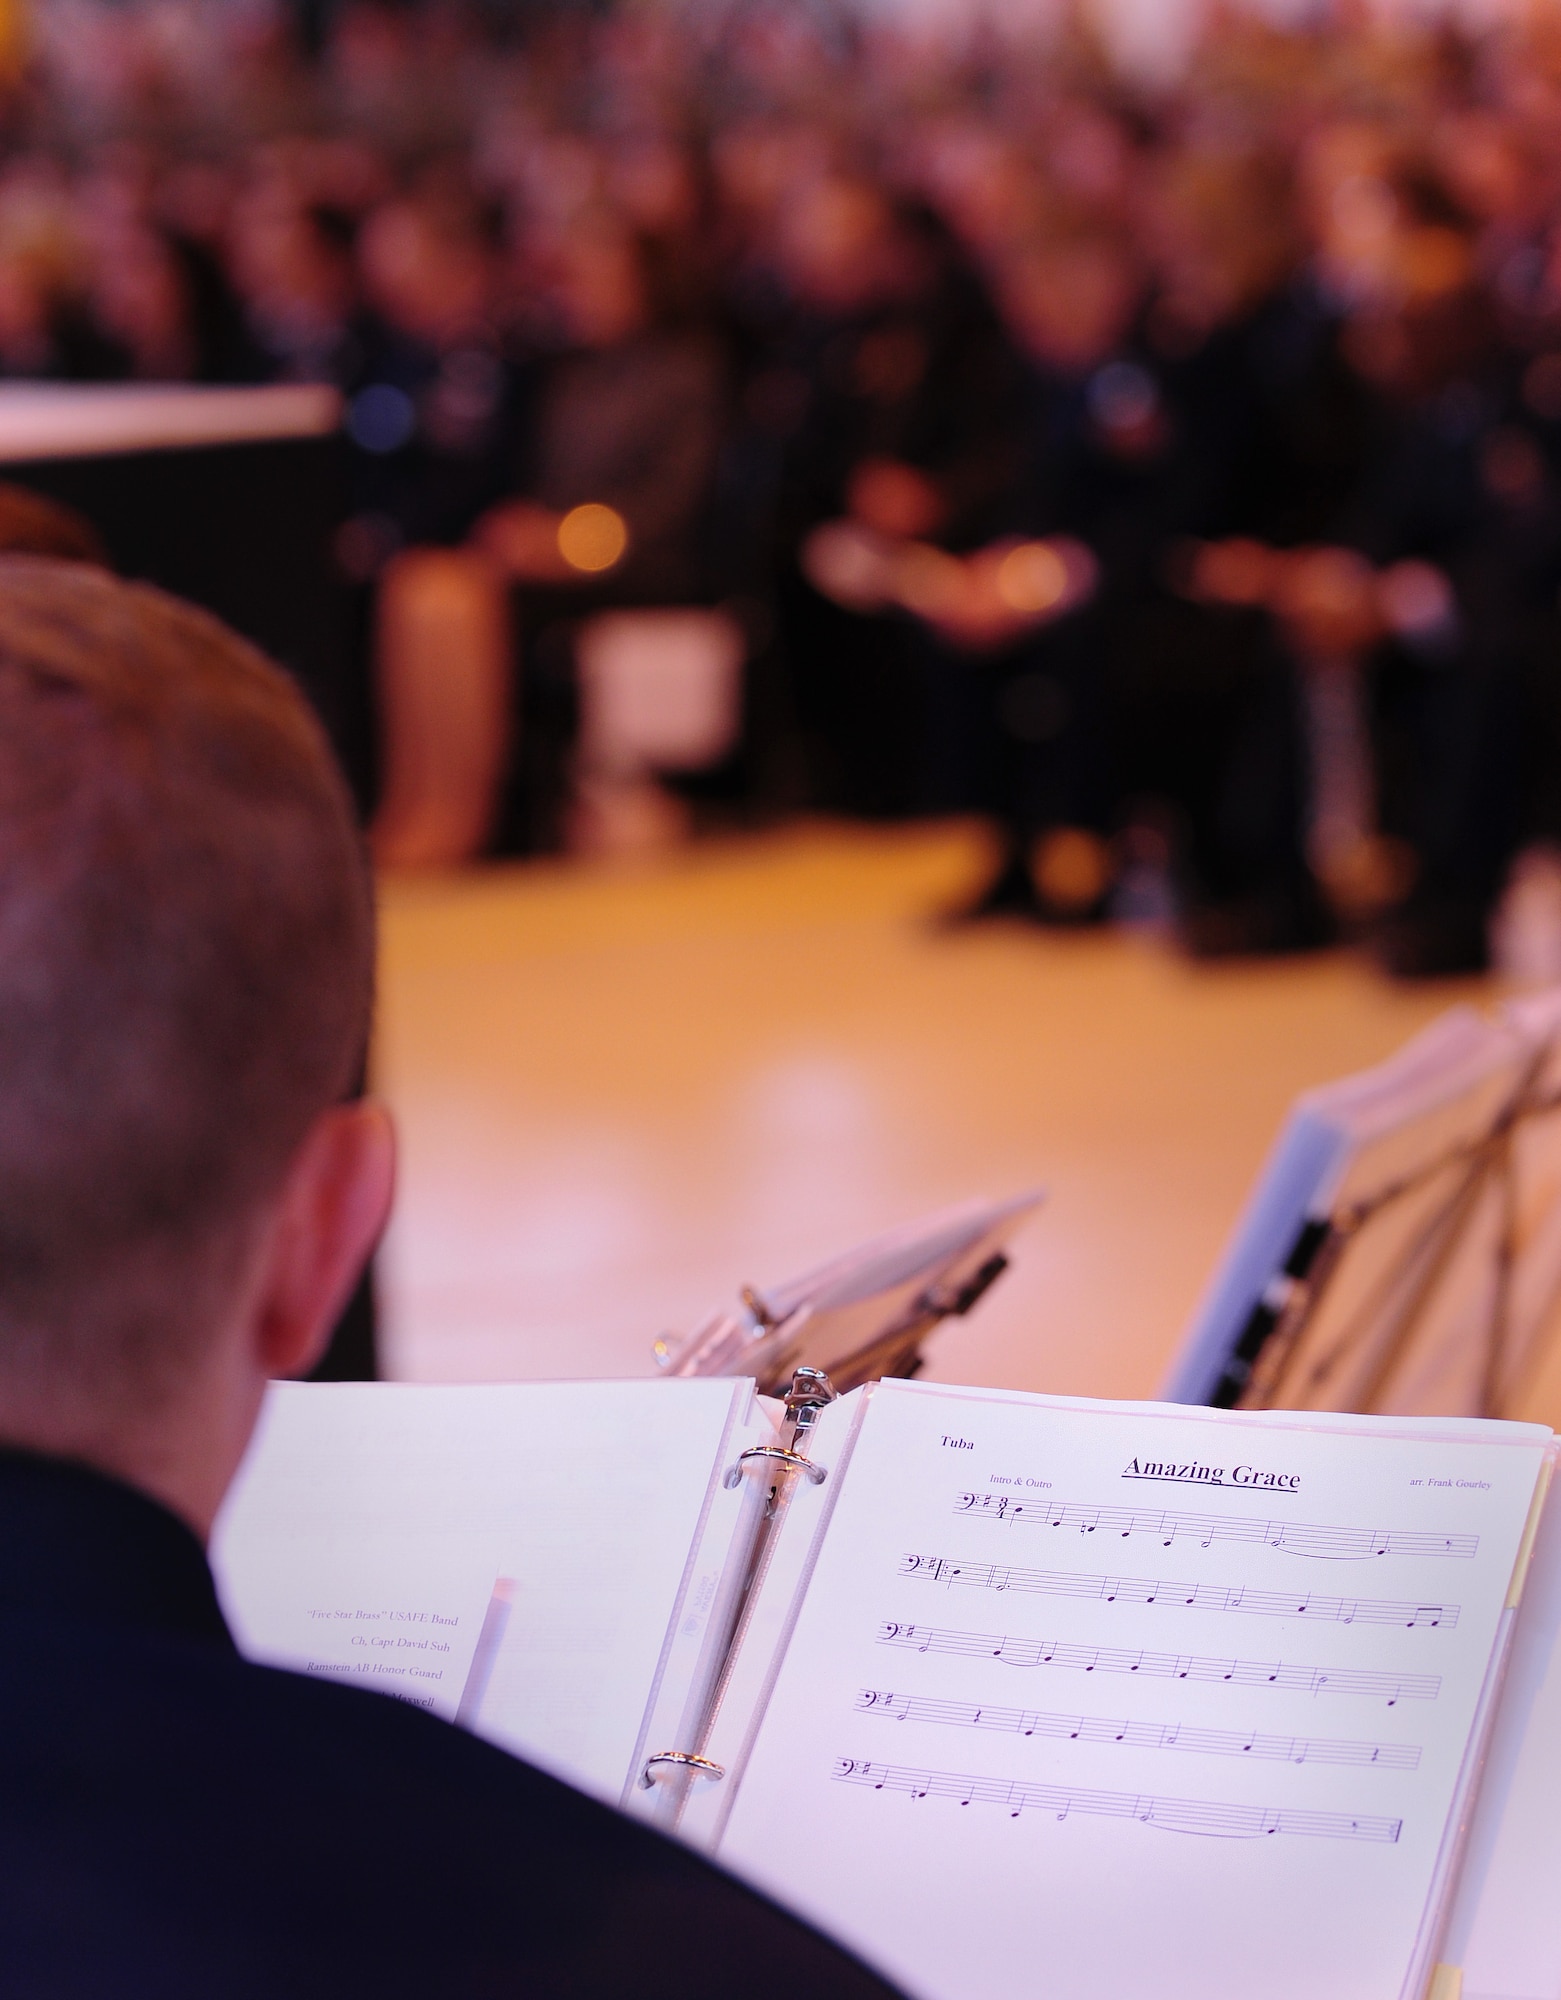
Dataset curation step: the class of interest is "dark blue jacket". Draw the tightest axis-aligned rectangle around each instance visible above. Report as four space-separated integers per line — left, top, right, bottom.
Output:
0 1449 905 2000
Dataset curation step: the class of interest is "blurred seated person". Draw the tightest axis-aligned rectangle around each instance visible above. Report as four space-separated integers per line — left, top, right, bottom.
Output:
1094 150 1351 958
768 172 1088 836
226 181 360 385
345 185 519 555
0 558 909 2000
793 215 1162 922
339 186 521 867
372 220 727 866
945 224 1154 924
1181 160 1560 974
77 155 261 384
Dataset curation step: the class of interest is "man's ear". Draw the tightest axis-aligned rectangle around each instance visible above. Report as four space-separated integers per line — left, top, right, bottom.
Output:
253 1099 396 1382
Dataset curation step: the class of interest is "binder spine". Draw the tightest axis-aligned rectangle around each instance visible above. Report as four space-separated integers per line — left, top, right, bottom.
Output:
639 1367 837 1824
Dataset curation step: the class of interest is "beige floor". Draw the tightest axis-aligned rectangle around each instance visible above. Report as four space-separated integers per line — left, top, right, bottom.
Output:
374 818 1480 1399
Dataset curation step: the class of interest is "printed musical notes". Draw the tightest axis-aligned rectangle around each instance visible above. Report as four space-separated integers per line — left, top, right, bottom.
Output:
955 1492 1478 1563
901 1554 1460 1630
854 1687 1422 1770
704 1385 1557 2000
875 1620 1442 1705
831 1757 1403 1842
707 1386 1556 2000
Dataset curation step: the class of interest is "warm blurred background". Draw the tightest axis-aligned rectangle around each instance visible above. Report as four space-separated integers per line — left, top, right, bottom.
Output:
7 0 1561 1399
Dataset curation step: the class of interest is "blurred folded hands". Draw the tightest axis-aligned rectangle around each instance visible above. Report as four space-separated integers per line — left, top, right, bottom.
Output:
802 517 1099 651
1178 536 1458 658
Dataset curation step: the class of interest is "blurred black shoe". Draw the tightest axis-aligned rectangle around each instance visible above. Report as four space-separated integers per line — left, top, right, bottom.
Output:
945 828 1113 928
1371 899 1490 980
947 848 1045 922
1178 881 1337 960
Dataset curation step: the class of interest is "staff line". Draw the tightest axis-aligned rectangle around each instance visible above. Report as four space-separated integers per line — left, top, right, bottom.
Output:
875 1618 1441 1705
955 1491 1478 1563
832 1758 1402 1842
854 1686 1422 1768
901 1554 1460 1629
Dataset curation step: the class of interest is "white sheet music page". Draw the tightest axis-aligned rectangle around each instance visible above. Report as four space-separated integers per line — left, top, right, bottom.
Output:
214 1532 497 1722
715 1381 1549 2000
214 1378 757 1803
1440 1473 1561 2000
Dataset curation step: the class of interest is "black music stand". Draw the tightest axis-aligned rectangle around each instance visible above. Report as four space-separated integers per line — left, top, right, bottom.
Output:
1222 1041 1561 1420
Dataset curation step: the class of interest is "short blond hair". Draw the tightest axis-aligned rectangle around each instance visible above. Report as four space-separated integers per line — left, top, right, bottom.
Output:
0 559 372 1396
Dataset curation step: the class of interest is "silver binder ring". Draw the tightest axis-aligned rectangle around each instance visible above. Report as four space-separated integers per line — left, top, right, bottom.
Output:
640 1751 726 1790
723 1444 829 1489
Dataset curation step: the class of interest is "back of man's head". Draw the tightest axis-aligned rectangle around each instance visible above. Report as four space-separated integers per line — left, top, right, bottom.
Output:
0 559 373 1409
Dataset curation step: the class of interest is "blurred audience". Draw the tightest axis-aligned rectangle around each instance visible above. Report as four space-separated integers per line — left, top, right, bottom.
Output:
9 0 1561 970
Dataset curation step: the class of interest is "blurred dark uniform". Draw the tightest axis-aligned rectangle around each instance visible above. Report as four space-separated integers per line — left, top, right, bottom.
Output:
1146 271 1561 971
1342 345 1561 973
765 212 1032 820
929 307 1286 924
1002 332 1220 913
342 314 526 562
1126 281 1387 949
493 320 731 850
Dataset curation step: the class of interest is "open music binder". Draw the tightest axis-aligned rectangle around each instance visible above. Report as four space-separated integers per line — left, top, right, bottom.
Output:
1164 991 1561 1424
213 1369 1560 2000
